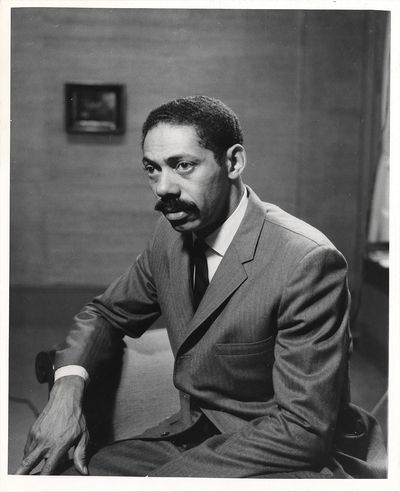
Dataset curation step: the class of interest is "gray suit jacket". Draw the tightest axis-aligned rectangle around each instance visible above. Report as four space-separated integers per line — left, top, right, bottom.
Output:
55 187 386 477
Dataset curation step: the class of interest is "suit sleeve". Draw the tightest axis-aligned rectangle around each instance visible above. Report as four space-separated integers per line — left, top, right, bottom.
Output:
54 236 161 376
150 245 351 477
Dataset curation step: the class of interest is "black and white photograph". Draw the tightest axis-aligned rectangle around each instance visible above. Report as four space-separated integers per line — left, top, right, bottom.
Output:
1 1 399 490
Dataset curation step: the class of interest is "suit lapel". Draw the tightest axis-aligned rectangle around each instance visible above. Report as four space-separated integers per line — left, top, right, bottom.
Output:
175 187 267 354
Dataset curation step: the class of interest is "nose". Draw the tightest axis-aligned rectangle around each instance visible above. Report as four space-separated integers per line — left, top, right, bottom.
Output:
154 169 180 198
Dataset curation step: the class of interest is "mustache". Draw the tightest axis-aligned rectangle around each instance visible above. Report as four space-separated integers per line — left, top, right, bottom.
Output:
154 198 198 215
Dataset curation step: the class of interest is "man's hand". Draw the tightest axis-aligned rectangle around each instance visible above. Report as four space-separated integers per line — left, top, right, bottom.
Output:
16 375 89 475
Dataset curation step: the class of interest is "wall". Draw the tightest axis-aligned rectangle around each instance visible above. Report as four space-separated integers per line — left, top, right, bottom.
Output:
10 9 387 289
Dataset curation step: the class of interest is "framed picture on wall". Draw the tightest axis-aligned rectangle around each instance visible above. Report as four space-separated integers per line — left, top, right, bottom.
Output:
65 83 126 134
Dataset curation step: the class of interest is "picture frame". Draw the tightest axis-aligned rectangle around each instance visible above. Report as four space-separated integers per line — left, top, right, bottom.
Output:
65 83 126 134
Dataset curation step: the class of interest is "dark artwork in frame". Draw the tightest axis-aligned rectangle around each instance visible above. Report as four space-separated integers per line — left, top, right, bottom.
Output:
65 83 126 134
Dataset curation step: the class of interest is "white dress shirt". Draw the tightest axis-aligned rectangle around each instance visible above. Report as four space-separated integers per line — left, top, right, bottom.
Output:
198 188 248 282
55 189 248 383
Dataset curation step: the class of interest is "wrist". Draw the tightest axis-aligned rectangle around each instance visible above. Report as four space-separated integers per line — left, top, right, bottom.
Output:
50 375 86 403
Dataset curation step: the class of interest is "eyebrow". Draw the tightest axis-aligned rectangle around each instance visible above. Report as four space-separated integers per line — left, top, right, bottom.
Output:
142 154 201 166
142 157 156 166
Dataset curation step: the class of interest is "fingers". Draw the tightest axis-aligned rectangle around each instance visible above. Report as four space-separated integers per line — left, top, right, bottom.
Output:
16 385 88 475
23 433 33 457
40 446 68 475
15 446 46 475
73 432 89 475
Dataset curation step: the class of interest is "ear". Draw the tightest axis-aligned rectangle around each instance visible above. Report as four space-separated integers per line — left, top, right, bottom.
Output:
225 144 246 179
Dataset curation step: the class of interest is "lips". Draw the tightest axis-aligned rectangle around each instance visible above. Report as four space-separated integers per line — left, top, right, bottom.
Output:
154 199 199 227
165 210 189 221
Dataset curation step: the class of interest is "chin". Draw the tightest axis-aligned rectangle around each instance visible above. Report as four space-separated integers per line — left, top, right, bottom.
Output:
168 218 201 233
168 220 194 232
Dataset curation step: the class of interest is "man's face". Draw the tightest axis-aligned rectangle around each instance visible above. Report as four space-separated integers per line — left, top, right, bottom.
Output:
142 123 232 236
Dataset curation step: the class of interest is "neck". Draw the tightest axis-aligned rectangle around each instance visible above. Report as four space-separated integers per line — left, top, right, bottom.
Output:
227 179 245 217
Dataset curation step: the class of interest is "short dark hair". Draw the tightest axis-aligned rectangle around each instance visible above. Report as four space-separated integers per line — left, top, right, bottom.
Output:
142 95 243 162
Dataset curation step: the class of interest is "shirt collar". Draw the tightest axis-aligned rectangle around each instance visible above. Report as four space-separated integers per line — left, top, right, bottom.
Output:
202 188 248 257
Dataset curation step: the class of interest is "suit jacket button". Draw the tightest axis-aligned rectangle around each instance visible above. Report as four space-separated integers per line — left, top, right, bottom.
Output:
161 431 170 437
183 393 189 399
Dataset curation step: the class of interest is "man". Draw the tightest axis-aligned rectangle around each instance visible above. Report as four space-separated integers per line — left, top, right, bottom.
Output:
17 96 386 477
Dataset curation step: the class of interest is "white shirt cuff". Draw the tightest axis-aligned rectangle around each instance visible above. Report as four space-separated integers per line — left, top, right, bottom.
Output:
54 365 89 382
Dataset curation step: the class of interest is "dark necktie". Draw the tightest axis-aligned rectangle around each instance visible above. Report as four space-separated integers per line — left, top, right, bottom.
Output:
192 238 209 310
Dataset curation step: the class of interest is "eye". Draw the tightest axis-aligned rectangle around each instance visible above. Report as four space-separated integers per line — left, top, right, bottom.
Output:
143 163 157 175
176 161 194 173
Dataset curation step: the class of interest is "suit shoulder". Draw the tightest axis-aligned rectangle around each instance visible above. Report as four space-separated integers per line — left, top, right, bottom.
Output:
262 202 335 250
256 202 347 279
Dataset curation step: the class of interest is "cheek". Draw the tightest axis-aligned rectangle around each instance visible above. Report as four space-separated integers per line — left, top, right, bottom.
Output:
206 175 229 203
195 183 221 211
184 170 227 209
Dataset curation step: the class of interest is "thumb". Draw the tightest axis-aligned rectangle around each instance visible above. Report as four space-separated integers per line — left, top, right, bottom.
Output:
73 432 89 475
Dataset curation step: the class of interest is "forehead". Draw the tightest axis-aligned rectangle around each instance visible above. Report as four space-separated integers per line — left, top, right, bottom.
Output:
143 123 205 158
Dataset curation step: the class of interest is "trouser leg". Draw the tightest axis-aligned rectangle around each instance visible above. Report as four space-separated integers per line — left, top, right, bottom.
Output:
253 467 335 478
58 439 183 476
58 440 340 478
60 414 220 476
88 439 183 476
